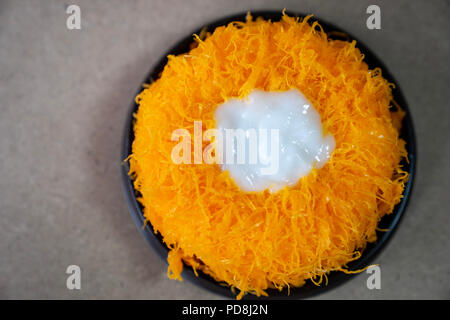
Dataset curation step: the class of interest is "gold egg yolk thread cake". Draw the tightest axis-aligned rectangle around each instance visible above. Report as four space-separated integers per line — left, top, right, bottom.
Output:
128 13 409 299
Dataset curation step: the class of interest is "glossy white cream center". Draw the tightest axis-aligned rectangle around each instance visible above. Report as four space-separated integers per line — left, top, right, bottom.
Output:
214 89 335 193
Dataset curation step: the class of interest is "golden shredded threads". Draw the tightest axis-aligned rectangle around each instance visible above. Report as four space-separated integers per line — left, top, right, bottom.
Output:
129 13 408 299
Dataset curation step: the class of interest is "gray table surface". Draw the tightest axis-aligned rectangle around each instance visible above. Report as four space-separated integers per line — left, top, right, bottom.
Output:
0 0 449 299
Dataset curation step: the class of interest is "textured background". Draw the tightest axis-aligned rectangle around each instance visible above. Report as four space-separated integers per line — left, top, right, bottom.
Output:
0 0 449 299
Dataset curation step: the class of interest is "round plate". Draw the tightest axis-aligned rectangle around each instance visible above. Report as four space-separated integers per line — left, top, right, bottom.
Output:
121 11 416 300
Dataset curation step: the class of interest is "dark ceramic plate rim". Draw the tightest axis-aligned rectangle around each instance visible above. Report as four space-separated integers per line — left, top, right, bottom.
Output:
121 10 416 300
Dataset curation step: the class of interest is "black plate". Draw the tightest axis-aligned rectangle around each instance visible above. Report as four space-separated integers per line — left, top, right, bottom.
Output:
121 11 416 299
